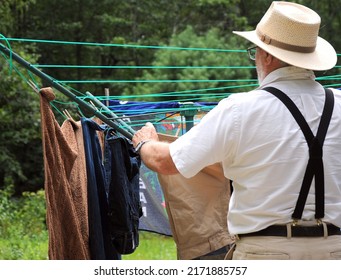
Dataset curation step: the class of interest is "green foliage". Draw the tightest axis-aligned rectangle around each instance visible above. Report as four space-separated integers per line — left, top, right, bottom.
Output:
0 185 48 260
123 26 252 101
0 44 44 194
2 0 339 194
0 0 340 260
6 0 252 96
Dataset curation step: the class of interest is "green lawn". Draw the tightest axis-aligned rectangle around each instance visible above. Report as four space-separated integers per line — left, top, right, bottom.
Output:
123 231 177 260
0 230 176 260
0 187 177 260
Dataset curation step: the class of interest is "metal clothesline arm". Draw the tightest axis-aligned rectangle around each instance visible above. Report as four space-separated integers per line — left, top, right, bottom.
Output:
0 42 135 140
85 91 136 136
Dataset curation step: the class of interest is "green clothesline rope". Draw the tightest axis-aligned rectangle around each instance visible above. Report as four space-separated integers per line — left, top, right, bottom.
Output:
1 35 341 131
58 77 341 84
59 79 258 84
2 37 341 58
33 65 256 69
87 85 259 102
316 75 341 80
0 34 13 74
1 37 246 53
2 36 339 87
50 83 260 103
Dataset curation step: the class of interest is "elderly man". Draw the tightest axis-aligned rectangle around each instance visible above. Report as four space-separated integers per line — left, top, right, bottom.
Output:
133 1 341 259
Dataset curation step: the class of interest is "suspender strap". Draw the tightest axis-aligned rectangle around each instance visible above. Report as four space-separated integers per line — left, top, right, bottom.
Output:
263 87 334 220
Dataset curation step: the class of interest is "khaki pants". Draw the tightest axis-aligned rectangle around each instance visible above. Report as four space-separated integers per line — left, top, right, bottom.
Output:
233 235 341 260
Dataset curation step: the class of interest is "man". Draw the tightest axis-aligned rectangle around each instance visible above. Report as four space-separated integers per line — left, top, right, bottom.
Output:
132 1 341 259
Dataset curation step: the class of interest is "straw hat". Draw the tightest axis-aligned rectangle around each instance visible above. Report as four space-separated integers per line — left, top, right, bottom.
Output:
233 1 337 71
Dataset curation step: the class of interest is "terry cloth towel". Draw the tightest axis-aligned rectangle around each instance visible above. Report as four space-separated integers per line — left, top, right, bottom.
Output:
39 87 90 259
157 133 235 260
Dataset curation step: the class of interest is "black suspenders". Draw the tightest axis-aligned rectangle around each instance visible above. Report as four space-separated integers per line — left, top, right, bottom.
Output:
263 87 334 220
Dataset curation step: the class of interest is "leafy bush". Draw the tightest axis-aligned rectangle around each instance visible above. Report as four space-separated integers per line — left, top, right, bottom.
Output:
0 185 48 259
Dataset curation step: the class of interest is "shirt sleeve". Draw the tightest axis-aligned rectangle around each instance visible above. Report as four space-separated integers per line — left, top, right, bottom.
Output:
169 96 239 178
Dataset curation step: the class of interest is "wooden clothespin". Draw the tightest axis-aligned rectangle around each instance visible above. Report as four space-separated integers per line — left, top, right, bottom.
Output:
63 109 74 121
89 100 99 111
27 80 40 94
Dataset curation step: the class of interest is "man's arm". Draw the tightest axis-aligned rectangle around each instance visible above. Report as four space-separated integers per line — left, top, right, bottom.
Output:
132 122 179 175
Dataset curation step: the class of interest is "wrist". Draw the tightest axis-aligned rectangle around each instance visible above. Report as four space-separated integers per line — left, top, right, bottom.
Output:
134 139 152 154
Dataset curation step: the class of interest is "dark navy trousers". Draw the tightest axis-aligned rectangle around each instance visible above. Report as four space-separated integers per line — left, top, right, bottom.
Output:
81 118 121 260
104 133 142 254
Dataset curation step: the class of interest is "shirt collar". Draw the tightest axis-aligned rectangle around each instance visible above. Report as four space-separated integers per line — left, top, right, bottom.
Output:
259 66 316 89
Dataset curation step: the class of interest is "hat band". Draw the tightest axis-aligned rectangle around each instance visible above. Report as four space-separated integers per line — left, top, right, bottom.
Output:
256 29 316 53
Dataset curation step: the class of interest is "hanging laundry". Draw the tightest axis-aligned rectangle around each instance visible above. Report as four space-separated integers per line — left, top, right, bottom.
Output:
81 118 120 260
39 87 90 260
40 86 231 260
157 133 235 260
105 134 142 254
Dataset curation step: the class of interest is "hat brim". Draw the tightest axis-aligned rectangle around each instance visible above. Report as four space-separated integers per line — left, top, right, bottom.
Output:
233 30 337 71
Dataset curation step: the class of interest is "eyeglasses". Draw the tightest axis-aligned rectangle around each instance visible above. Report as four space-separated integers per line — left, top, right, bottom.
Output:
247 46 258 61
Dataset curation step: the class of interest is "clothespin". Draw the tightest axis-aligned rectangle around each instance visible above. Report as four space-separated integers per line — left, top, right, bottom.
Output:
88 100 99 111
27 80 40 94
63 109 74 121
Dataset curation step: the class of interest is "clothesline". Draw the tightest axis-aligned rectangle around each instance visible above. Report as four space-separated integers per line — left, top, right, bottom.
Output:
2 36 341 260
1 36 341 137
0 41 135 139
0 39 215 136
0 36 258 137
1 37 247 52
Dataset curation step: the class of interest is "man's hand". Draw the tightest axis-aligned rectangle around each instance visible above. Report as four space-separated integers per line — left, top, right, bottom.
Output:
132 122 178 175
132 122 159 148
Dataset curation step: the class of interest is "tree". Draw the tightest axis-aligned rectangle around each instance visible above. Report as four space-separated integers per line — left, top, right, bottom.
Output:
122 26 253 101
1 0 340 195
0 45 43 194
0 1 45 194
17 0 250 96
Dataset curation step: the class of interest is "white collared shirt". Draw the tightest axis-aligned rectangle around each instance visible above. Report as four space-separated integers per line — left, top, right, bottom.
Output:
170 66 341 234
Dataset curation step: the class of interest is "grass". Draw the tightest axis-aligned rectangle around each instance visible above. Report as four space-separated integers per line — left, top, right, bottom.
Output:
0 186 177 260
0 230 176 260
0 234 49 260
0 188 49 260
123 231 177 260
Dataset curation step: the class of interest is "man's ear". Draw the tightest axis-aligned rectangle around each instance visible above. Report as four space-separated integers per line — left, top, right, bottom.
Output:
264 51 274 65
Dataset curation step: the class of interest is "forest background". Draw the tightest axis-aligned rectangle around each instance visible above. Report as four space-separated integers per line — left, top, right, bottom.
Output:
0 0 340 259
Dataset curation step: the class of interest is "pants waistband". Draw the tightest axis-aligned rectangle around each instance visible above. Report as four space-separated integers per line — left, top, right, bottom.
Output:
238 224 341 238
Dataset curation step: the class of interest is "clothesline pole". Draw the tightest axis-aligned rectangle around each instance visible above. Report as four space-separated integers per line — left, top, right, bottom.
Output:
105 88 110 107
0 42 135 140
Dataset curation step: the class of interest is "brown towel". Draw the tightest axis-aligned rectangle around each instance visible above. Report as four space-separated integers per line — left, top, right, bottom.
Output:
157 133 235 260
39 87 90 259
